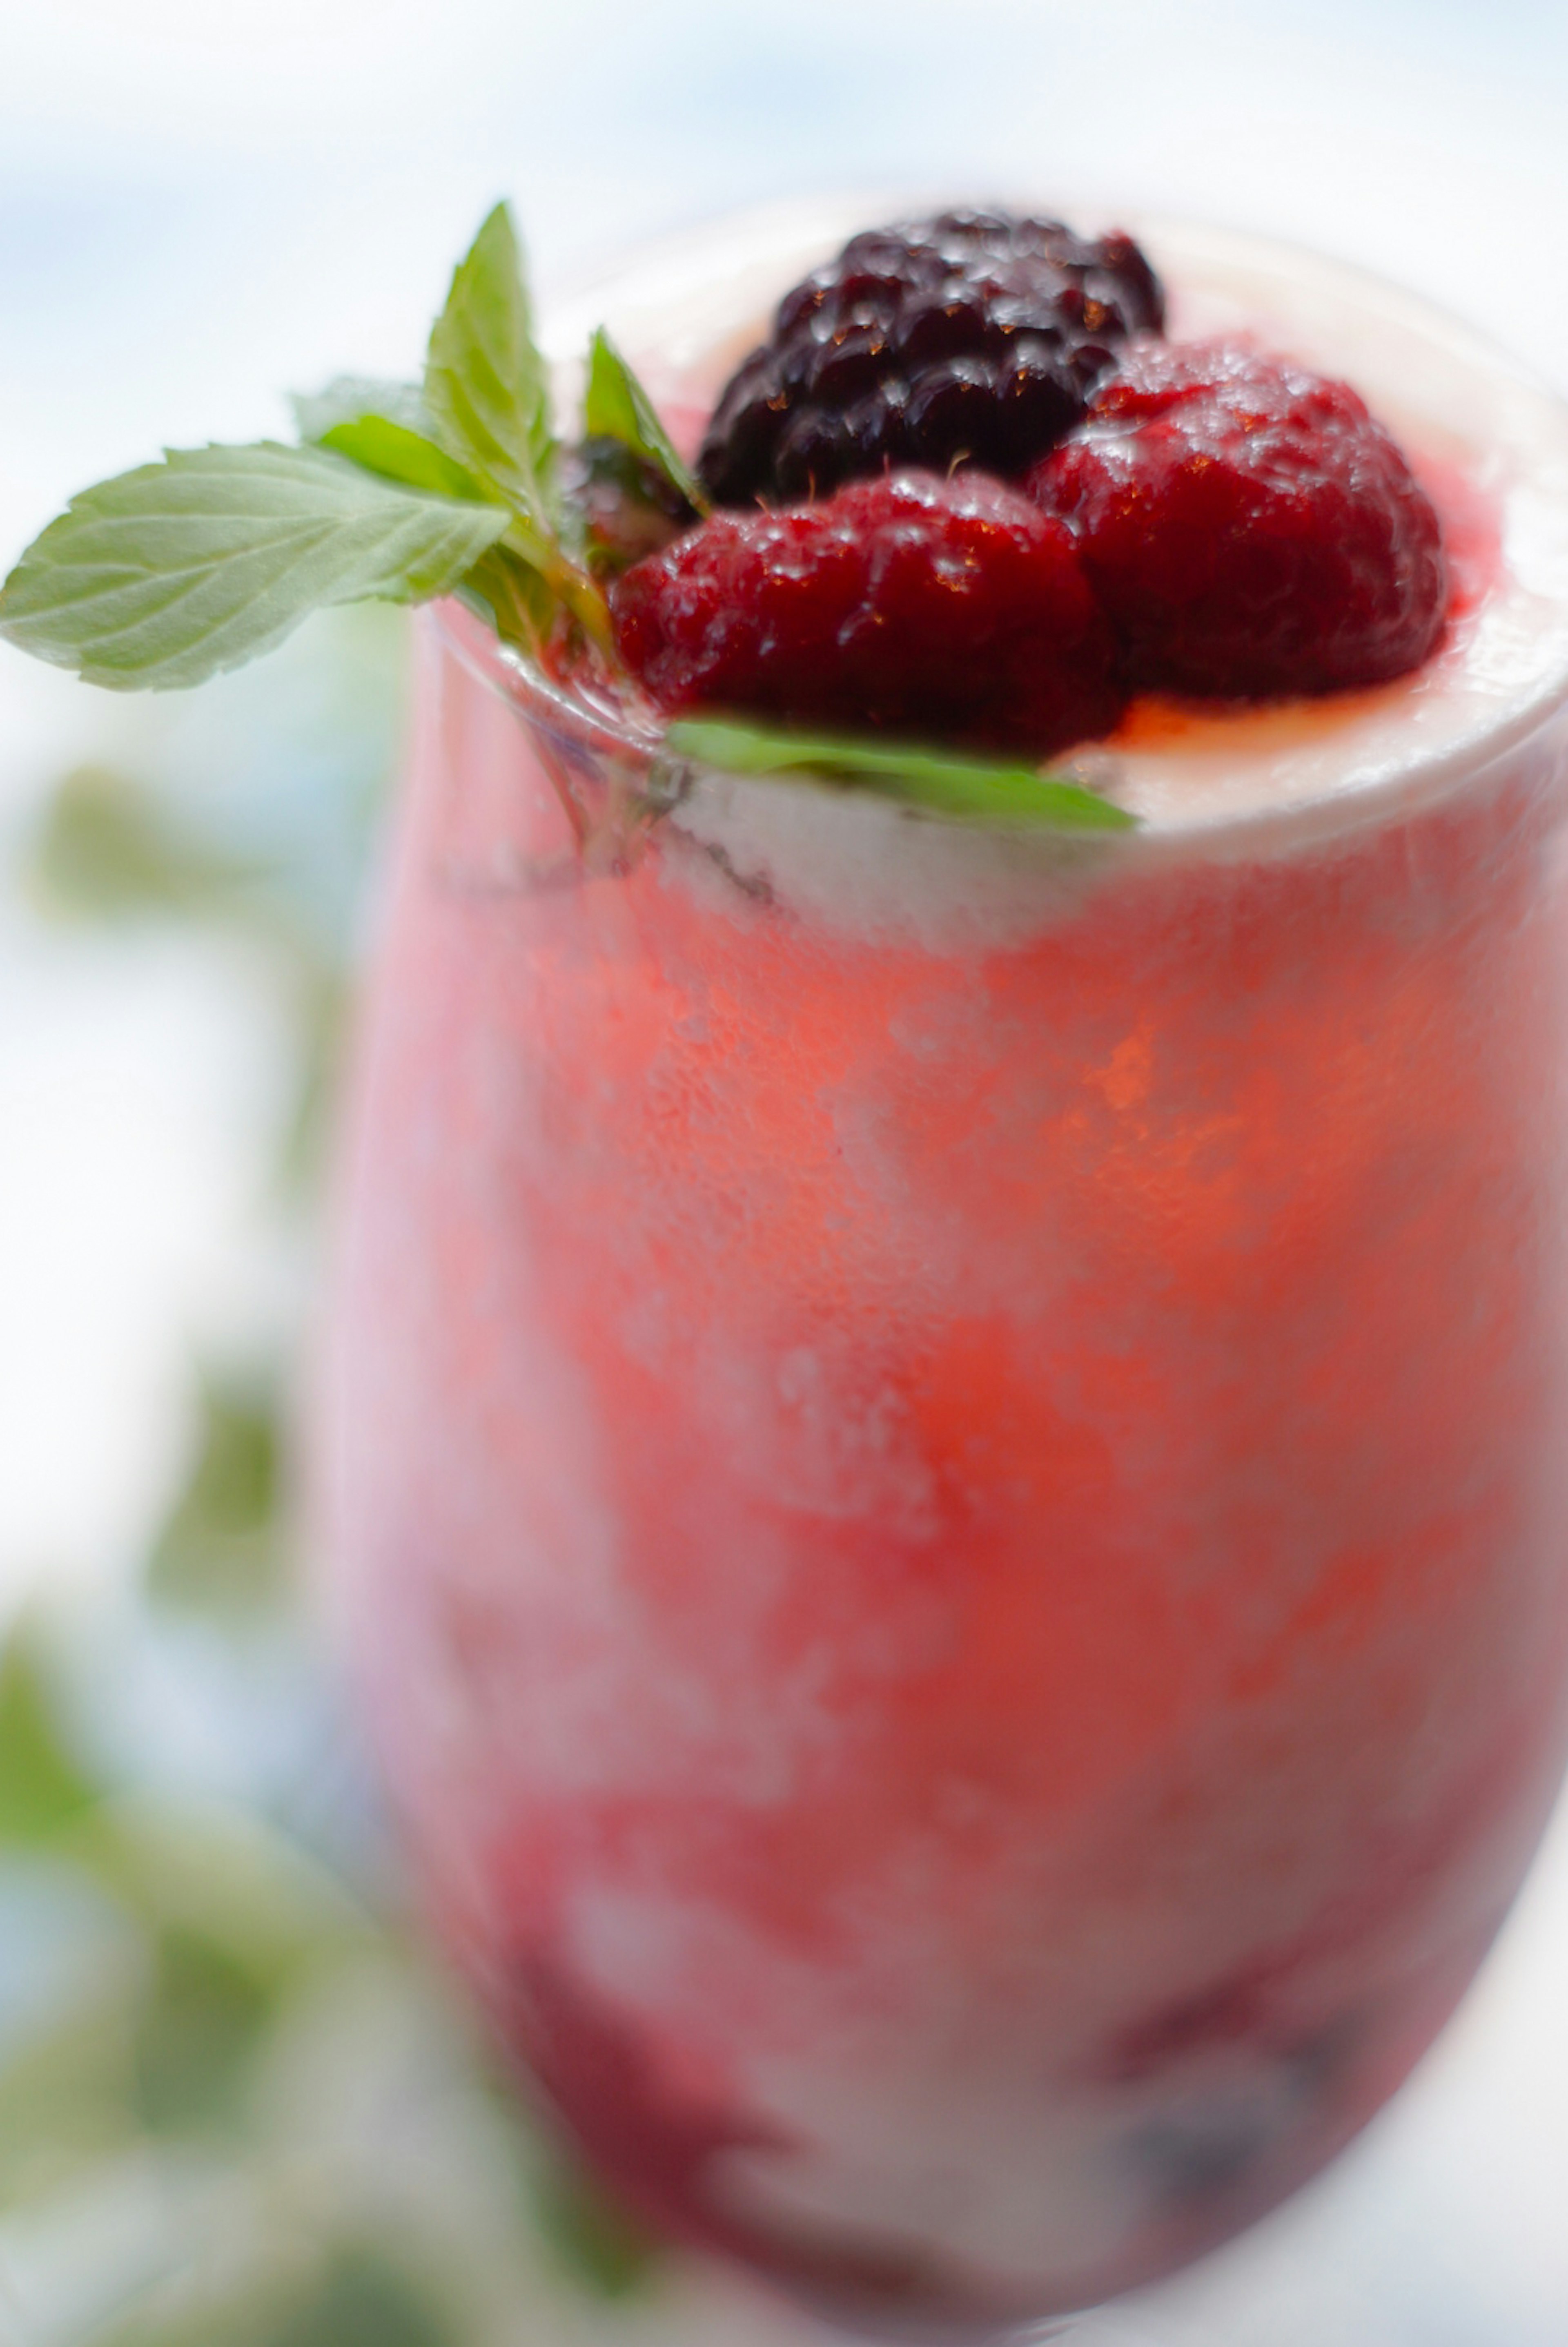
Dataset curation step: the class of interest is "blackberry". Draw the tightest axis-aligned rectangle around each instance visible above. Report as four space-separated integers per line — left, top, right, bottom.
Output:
698 208 1164 507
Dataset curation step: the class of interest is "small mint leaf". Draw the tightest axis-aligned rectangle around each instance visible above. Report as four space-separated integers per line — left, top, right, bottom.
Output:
0 442 512 690
458 546 557 655
320 415 487 501
664 716 1137 831
421 205 611 652
292 375 428 444
425 201 556 522
584 328 708 516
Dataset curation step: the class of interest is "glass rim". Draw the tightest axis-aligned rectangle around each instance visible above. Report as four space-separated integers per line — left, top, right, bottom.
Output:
517 201 1568 863
428 599 1568 874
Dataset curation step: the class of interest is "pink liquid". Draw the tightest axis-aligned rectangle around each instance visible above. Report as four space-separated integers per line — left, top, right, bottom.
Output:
324 606 1568 2336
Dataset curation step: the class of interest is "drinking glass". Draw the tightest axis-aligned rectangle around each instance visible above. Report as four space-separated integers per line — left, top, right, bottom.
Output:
321 216 1568 2338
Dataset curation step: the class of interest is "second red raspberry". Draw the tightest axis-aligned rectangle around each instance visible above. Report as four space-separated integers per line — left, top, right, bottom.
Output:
1031 340 1448 698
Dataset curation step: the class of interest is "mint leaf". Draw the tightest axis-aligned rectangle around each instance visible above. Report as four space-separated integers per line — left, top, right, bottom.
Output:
664 717 1137 831
459 547 557 655
292 375 429 443
584 328 707 515
0 442 511 690
425 201 555 521
421 204 612 651
319 415 487 500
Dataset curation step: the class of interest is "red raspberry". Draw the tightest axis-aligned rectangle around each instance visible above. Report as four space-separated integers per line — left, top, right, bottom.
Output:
611 469 1125 757
1030 340 1448 698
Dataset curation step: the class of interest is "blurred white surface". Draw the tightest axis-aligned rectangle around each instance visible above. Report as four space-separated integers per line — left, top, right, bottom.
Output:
2 3 1568 2341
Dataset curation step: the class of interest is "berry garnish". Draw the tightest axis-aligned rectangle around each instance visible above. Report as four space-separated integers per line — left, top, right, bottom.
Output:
698 210 1164 508
1 201 1466 837
612 469 1127 757
1031 339 1448 697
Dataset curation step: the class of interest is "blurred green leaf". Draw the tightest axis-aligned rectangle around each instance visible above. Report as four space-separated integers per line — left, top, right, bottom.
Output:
100 2249 454 2347
0 1992 139 2202
28 763 265 921
531 2152 660 2300
0 1630 99 1845
275 965 350 1195
148 1375 287 1618
84 1798 368 1980
131 1922 276 2134
267 2251 453 2347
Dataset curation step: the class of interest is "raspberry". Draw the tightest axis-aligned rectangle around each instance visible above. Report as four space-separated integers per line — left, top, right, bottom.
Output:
1031 339 1448 697
698 210 1164 507
612 469 1126 756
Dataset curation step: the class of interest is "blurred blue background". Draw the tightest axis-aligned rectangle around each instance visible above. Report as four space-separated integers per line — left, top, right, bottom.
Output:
1 4 1567 2343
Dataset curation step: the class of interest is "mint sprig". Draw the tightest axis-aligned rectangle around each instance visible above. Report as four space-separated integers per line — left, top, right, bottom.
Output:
0 204 608 686
0 443 510 691
664 717 1134 831
421 201 610 651
584 328 708 516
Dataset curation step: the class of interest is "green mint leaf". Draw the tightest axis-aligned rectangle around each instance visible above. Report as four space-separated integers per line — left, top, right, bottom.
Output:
664 717 1137 831
459 548 557 656
424 201 556 522
584 328 708 515
319 414 488 500
420 203 611 651
292 374 429 443
0 442 512 690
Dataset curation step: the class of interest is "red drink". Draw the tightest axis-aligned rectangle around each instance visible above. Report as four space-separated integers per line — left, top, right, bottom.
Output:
323 219 1568 2334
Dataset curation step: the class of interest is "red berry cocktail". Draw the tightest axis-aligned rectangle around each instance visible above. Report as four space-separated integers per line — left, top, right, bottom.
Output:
320 212 1568 2335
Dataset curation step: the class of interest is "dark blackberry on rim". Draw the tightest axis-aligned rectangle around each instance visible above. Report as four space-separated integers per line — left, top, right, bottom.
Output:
698 208 1165 507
